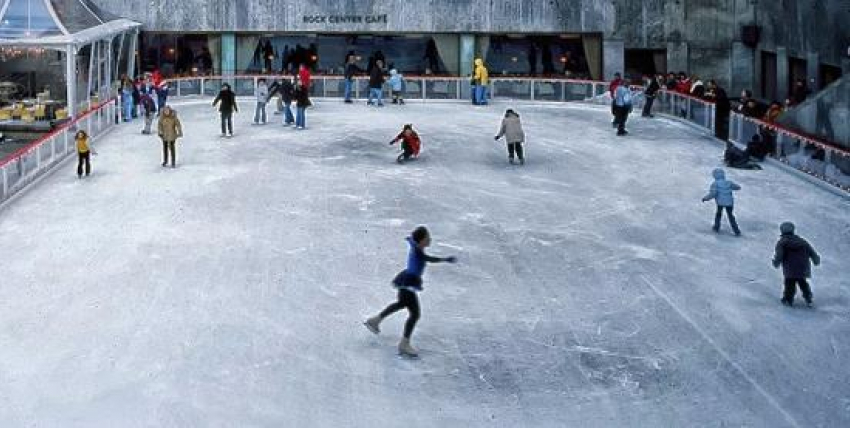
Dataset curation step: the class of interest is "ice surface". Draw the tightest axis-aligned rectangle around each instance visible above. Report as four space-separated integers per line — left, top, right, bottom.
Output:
0 99 848 427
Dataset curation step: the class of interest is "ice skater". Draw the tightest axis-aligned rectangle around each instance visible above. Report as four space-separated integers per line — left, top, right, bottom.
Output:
213 83 238 137
74 130 96 179
701 168 741 236
494 109 526 165
389 67 405 104
157 106 183 168
772 222 820 307
268 77 295 126
293 80 311 130
140 92 157 135
389 124 421 163
253 78 269 125
364 226 457 357
613 82 633 136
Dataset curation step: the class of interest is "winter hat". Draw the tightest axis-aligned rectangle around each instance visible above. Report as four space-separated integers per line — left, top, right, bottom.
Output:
780 222 795 235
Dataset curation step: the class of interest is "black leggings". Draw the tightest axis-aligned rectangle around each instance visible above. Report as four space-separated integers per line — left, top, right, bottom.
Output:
221 112 233 134
162 140 176 165
379 289 420 338
714 205 740 234
508 142 524 160
77 152 91 177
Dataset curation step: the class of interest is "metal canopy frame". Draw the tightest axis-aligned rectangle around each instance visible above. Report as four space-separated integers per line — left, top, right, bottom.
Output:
0 0 140 117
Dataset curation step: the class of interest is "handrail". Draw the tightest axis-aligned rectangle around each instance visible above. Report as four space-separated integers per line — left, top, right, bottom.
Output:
163 73 611 85
0 98 117 169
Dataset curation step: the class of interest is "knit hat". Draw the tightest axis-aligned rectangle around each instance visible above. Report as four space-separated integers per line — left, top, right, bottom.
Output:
780 222 795 235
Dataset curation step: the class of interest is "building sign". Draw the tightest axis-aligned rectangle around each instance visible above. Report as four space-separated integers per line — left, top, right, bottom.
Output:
302 14 388 24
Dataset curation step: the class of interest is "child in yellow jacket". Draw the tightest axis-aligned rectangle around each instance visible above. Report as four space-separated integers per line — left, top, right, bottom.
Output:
75 130 96 178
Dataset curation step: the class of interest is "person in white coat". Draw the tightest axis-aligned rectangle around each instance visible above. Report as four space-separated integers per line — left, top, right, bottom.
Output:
254 78 269 124
494 109 526 164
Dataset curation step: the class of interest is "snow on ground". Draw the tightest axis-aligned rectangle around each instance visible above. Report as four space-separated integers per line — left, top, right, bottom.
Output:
0 99 848 427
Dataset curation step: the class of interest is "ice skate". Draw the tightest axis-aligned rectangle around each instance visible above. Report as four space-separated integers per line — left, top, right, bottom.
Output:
398 338 418 358
781 298 793 307
363 316 381 334
519 158 525 165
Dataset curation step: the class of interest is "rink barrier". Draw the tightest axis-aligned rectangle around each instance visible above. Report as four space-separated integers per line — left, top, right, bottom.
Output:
164 75 850 193
654 91 850 192
0 98 118 206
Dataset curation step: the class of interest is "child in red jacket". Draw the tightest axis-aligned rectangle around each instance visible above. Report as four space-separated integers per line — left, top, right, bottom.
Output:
389 124 421 163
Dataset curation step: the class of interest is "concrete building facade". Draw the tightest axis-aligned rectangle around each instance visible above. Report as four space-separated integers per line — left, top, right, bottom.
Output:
89 0 849 98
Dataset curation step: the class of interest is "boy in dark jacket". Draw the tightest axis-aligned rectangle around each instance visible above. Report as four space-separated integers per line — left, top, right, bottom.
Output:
364 226 456 357
773 222 820 307
212 83 238 137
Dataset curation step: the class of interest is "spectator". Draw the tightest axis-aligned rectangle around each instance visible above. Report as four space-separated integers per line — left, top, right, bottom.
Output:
665 72 678 90
675 72 691 94
642 74 660 118
708 80 730 141
736 89 753 113
690 75 705 98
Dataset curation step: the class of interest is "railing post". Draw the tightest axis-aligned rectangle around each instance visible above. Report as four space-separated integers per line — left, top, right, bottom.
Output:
456 80 461 100
421 78 426 101
177 80 181 97
530 80 535 101
323 77 327 98
2 166 7 198
200 78 205 96
355 78 360 99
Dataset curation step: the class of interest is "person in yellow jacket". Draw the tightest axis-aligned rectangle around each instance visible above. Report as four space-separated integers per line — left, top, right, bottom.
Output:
473 58 489 105
157 106 183 168
74 130 96 178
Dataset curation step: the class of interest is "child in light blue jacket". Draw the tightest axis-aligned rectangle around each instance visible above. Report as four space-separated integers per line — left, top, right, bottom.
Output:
701 168 742 235
389 68 405 105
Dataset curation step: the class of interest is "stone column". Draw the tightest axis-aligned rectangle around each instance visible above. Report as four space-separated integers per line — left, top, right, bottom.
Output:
459 34 475 77
602 39 624 80
730 42 754 98
806 51 820 90
667 41 689 75
776 46 788 102
221 33 236 78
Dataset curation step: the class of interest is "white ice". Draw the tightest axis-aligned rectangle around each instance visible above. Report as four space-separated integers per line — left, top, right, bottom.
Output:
0 99 848 427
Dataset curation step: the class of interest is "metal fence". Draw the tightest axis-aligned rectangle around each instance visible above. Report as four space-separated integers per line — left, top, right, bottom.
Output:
0 99 117 205
654 90 850 192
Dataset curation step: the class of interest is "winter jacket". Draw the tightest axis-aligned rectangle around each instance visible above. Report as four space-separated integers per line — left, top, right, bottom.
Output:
608 78 623 97
255 83 269 103
496 114 525 143
368 65 385 89
675 79 692 94
344 63 362 80
388 69 404 92
294 86 311 108
473 59 489 85
140 94 156 115
213 89 238 114
268 80 294 104
644 78 660 97
76 136 91 154
392 131 421 157
773 233 820 279
157 109 183 142
702 168 740 207
614 85 632 108
299 68 312 89
690 81 705 98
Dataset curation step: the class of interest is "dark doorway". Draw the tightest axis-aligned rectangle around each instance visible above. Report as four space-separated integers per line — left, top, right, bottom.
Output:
624 49 666 79
788 57 807 96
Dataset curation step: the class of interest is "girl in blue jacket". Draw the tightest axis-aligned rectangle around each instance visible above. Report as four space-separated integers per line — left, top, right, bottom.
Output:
701 168 742 235
364 226 456 357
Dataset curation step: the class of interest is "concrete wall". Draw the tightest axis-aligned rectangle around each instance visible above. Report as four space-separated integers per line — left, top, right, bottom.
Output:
89 0 850 90
779 76 850 149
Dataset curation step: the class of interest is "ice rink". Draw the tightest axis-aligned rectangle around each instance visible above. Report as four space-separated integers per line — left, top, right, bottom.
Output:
0 99 848 427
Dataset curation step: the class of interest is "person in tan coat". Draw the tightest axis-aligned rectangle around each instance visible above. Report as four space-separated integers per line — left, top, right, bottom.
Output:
495 109 526 164
157 106 183 168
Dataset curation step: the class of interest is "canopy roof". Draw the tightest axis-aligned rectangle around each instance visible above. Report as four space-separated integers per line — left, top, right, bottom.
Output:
0 0 138 48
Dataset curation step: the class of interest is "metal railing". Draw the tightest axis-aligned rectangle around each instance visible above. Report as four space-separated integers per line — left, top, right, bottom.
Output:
0 98 117 205
654 90 850 192
164 74 613 103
